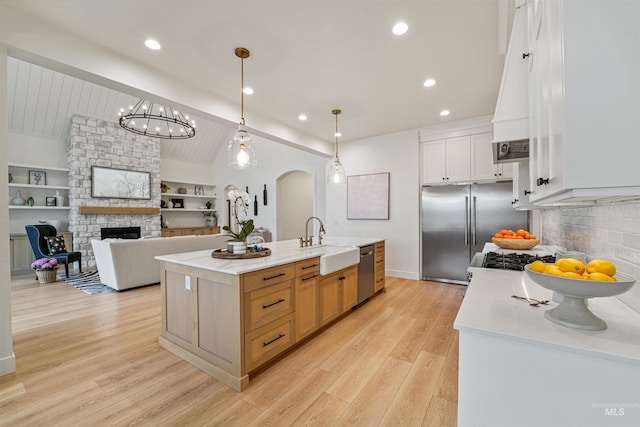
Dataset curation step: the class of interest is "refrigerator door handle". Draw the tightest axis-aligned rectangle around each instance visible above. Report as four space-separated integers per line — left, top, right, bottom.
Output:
464 196 469 246
472 196 477 246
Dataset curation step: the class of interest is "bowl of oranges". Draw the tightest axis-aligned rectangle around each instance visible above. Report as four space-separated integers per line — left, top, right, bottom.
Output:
524 258 636 330
492 229 539 250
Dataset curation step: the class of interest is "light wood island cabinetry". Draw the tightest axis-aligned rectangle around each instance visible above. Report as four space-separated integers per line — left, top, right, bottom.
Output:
158 238 384 391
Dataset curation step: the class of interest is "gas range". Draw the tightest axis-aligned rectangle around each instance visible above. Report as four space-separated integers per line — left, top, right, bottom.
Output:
481 252 556 271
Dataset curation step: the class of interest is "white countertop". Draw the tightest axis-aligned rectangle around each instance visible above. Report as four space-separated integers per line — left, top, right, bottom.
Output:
454 268 640 363
155 236 383 275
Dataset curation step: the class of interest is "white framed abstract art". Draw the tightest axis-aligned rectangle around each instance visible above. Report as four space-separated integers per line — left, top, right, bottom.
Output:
347 172 390 220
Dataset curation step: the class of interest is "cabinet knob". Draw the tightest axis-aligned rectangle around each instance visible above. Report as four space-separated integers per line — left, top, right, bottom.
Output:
522 52 530 59
524 190 532 195
536 178 549 186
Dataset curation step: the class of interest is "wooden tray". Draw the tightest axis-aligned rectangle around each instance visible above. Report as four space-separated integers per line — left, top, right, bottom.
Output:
211 248 271 259
492 237 539 250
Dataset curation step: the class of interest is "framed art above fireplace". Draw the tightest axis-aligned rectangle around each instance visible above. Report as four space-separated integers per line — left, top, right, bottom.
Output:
91 166 151 199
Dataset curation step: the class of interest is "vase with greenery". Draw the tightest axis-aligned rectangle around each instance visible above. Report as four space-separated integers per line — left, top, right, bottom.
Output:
161 183 170 193
223 219 254 253
31 257 59 284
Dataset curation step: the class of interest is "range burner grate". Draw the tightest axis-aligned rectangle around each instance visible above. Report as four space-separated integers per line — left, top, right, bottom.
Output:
482 252 556 271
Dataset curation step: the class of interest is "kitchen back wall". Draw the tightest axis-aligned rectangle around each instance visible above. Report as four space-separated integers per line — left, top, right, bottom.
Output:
541 203 640 312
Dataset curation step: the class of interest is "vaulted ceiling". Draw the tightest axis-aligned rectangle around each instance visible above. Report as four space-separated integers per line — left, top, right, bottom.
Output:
1 0 510 164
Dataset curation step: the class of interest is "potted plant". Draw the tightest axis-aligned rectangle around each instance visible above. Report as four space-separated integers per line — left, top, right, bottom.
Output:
222 219 254 253
31 257 59 284
161 182 170 193
203 210 217 227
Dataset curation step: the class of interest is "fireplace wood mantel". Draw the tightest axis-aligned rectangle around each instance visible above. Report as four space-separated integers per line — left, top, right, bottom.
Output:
79 207 160 215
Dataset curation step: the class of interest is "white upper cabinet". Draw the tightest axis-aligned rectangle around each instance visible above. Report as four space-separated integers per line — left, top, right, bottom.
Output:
422 137 471 184
525 0 640 205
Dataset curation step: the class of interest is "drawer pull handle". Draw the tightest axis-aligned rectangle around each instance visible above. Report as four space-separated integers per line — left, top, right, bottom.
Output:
339 276 345 281
263 333 285 347
376 278 384 283
301 264 318 270
262 298 285 309
263 272 286 281
301 274 318 281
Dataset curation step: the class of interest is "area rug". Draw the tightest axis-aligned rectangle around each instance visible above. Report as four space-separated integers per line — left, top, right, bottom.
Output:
58 270 116 294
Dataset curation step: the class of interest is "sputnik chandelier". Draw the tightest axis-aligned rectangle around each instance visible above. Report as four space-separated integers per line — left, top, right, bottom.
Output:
118 99 196 139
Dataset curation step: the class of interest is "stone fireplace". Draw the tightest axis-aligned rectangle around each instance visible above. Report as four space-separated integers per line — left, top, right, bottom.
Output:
68 114 162 268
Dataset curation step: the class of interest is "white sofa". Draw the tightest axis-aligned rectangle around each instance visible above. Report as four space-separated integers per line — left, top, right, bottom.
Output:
91 234 230 290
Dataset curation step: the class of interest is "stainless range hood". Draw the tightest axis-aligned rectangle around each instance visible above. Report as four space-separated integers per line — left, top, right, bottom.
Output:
492 3 529 154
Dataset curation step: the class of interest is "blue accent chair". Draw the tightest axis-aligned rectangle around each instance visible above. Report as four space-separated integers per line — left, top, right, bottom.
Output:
25 225 82 278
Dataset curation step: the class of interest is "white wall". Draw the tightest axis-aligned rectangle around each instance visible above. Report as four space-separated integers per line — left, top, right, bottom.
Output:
326 129 420 280
211 133 328 240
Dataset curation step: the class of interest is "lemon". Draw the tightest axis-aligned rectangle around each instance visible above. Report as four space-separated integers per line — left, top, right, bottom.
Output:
586 259 616 277
543 266 564 277
555 258 585 275
561 271 584 280
587 272 616 282
529 260 546 273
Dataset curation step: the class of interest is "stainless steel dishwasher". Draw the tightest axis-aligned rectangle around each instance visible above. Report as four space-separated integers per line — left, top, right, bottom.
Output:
357 245 374 304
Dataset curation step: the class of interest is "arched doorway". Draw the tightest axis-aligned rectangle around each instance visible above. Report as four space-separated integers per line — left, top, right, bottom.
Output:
276 171 314 241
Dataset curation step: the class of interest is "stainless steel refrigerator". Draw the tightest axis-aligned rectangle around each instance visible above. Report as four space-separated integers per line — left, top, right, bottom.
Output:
421 181 528 284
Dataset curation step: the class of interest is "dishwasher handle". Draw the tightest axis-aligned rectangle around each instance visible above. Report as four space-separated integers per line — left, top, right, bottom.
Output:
361 250 373 258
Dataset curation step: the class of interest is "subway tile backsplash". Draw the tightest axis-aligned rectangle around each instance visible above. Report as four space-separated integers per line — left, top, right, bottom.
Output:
541 203 640 313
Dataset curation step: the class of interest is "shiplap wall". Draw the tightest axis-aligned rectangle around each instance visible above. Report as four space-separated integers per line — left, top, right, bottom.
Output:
6 56 234 165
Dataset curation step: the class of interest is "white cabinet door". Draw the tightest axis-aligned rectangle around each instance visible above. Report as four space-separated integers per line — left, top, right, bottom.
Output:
422 140 447 184
470 133 513 181
445 136 471 183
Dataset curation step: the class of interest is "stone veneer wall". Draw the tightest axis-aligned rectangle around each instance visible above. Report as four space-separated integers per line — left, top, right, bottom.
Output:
540 203 640 313
68 114 161 268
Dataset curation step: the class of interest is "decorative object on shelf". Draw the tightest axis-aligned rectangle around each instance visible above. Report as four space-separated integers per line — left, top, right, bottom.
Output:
8 173 12 183
263 184 267 205
227 47 257 169
205 200 213 209
161 200 167 208
194 185 204 196
27 196 34 207
254 195 258 216
31 257 59 284
45 196 57 207
327 109 346 185
11 190 26 205
91 166 151 199
203 211 217 227
170 198 184 208
55 190 64 207
29 170 46 185
118 99 196 139
161 183 170 193
178 187 187 194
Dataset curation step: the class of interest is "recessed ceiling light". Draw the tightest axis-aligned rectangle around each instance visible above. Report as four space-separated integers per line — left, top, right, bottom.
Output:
144 39 161 50
298 114 308 121
392 22 409 35
440 109 450 116
243 87 254 95
424 78 436 87
334 132 342 137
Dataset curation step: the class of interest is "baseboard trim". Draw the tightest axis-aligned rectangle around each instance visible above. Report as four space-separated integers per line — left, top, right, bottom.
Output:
0 353 16 377
385 270 421 280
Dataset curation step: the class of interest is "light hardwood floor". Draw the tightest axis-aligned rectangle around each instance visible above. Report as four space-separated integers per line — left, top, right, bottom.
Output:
1 274 465 426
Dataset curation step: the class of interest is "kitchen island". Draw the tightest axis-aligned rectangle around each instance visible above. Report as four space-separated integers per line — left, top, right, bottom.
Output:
155 237 384 391
454 268 640 427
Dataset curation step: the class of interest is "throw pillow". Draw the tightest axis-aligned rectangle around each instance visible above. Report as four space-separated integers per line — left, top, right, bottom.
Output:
45 236 67 254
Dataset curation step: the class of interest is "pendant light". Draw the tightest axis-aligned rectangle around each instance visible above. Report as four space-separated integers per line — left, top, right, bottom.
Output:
327 109 346 184
226 47 257 169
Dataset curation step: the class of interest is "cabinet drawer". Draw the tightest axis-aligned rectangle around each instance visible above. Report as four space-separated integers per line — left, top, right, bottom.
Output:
243 263 295 293
375 270 385 292
295 257 320 276
244 313 294 372
244 280 293 332
374 241 385 253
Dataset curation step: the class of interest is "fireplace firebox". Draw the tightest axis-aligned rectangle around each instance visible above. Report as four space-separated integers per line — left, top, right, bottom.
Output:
101 227 142 240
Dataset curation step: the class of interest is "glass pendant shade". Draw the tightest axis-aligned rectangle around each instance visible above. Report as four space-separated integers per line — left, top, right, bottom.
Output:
327 157 346 184
227 125 257 169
